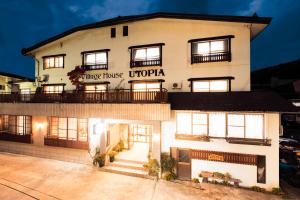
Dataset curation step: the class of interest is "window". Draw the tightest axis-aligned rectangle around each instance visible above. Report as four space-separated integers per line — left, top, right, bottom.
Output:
111 27 116 38
85 84 107 93
189 35 233 63
176 112 208 136
132 82 161 92
0 115 9 131
43 85 64 93
49 117 88 141
193 80 228 92
7 115 31 135
43 55 64 69
227 114 264 139
129 43 164 67
82 50 108 70
208 113 226 137
123 26 128 36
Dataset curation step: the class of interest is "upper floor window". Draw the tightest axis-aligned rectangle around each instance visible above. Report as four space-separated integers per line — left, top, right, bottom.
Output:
189 35 234 64
188 77 234 92
43 84 64 93
81 50 109 70
129 43 164 67
43 54 65 69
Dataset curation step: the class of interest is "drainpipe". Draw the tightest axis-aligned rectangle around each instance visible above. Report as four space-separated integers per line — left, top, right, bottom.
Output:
28 54 40 87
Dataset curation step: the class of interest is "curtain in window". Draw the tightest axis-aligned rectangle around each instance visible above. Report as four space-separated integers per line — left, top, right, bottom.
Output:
193 81 210 92
227 114 244 138
177 113 192 134
147 47 160 60
67 118 77 140
197 42 210 55
58 118 67 139
210 80 228 92
245 115 264 139
209 113 226 137
193 113 207 135
210 40 226 53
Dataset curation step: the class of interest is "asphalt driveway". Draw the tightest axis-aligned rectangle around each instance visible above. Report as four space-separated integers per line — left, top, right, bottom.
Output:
0 152 282 200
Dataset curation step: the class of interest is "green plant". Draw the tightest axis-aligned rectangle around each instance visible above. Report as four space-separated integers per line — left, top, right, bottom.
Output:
161 152 176 173
162 171 177 181
144 158 160 177
192 178 200 183
224 172 232 180
221 180 231 186
213 172 225 179
271 187 284 195
250 186 266 193
92 148 106 167
118 140 125 151
108 150 117 162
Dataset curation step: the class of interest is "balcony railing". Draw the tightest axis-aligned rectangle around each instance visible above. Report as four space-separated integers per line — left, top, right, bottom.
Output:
191 52 231 64
81 64 108 70
130 59 161 67
0 89 168 104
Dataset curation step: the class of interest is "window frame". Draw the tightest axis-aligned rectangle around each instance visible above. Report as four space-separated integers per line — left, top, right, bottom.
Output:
188 35 234 64
84 82 109 93
129 79 164 92
42 84 65 94
81 49 110 71
6 115 32 135
188 77 234 92
42 54 66 69
129 43 164 68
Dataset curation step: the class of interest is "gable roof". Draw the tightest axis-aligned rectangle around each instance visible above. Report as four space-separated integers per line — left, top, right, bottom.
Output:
168 91 298 113
21 12 271 55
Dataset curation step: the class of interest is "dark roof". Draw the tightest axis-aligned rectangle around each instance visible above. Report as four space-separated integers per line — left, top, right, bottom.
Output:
22 12 271 55
0 71 35 82
168 91 298 112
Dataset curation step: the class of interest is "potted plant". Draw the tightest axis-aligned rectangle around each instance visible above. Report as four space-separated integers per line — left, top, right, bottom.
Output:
93 148 106 167
108 150 117 162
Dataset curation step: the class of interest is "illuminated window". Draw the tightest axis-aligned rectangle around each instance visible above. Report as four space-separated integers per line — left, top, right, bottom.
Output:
83 51 108 70
227 114 264 139
0 115 9 131
133 47 160 61
49 117 88 141
130 44 163 67
193 80 228 92
133 82 161 92
209 113 226 137
85 84 107 93
6 115 31 135
43 55 64 69
176 112 208 136
43 85 64 93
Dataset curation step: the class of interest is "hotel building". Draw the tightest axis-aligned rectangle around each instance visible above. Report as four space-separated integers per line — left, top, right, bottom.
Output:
0 12 297 190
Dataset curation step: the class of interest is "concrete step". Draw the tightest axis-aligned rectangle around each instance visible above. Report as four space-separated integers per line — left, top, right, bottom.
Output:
101 165 155 180
109 160 147 171
114 158 147 165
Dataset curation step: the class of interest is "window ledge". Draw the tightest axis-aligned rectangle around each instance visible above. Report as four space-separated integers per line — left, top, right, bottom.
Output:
175 134 210 142
226 137 271 146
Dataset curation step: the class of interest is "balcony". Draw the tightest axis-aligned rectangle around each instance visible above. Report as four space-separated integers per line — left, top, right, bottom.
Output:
0 89 168 104
130 59 161 68
191 52 231 64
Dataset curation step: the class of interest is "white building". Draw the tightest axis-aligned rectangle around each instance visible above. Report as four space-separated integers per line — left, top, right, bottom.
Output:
0 12 297 190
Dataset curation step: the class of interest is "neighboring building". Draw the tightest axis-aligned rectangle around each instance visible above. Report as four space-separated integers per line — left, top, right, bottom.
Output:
0 71 35 94
0 12 297 190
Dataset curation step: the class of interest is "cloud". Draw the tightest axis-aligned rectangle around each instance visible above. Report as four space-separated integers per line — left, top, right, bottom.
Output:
237 0 264 16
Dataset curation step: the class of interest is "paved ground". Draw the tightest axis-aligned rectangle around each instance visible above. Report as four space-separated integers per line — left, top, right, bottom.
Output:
0 152 282 200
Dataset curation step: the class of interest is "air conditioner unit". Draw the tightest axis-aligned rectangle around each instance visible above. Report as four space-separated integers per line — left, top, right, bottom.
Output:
172 82 182 89
36 74 49 82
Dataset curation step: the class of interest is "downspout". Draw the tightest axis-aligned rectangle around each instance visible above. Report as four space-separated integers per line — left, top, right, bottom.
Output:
28 54 40 87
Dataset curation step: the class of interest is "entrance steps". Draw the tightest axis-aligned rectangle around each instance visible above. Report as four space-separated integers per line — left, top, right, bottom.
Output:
102 158 155 179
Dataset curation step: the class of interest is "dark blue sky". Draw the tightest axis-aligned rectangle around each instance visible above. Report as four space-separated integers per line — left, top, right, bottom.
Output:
0 0 299 78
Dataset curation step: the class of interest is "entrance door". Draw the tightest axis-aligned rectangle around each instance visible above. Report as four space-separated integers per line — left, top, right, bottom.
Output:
171 148 191 180
128 124 152 151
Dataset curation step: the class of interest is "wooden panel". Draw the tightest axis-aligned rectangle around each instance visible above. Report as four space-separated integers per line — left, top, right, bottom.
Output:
191 149 257 166
0 133 32 143
0 103 170 121
44 138 88 150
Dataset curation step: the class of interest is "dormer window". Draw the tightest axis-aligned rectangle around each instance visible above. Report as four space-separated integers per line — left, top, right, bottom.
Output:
81 49 109 70
43 54 65 69
129 43 164 68
189 35 234 64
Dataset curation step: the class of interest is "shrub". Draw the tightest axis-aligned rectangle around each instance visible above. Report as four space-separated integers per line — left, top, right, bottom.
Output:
213 172 225 179
162 171 177 181
224 172 232 180
144 158 160 177
221 180 231 186
161 152 176 173
118 140 125 151
93 148 106 167
108 150 117 162
271 187 284 195
250 186 266 193
192 178 200 183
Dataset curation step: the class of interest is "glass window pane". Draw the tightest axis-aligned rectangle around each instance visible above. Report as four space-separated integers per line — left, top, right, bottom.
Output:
193 81 209 92
58 56 63 67
209 113 226 137
58 118 67 139
193 124 207 135
78 119 88 141
245 115 264 139
147 47 160 60
85 54 95 65
228 114 244 126
133 83 146 91
49 58 54 67
134 49 146 60
210 80 228 92
211 40 225 52
177 112 192 134
95 52 107 64
146 83 160 91
193 113 207 125
228 127 244 138
197 42 210 54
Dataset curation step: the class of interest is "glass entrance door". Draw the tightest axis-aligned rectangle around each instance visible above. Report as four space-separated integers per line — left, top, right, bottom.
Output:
129 124 152 143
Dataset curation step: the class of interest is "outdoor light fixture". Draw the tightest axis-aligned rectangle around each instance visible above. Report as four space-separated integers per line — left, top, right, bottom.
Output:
36 122 45 130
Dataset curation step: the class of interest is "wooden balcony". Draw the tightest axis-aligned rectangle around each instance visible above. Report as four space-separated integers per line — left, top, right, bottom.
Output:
191 52 231 64
0 89 168 104
130 59 161 67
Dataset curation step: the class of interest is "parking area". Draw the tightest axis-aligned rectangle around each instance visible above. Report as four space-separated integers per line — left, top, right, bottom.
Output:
0 152 282 200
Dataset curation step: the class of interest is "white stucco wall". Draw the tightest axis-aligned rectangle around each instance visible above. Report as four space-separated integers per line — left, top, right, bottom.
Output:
32 18 251 92
161 111 280 190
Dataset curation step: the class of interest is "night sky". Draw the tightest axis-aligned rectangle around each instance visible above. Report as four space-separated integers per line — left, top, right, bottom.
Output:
1 0 299 78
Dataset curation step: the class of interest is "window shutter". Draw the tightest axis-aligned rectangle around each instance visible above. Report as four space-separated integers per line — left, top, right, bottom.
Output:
111 27 116 38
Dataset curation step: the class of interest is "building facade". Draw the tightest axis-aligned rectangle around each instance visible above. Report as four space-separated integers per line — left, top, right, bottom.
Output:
0 12 297 190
